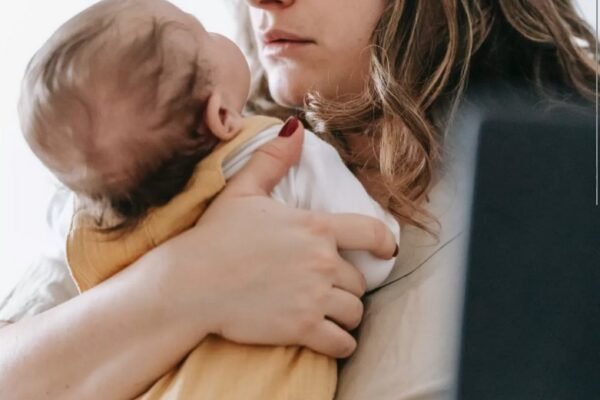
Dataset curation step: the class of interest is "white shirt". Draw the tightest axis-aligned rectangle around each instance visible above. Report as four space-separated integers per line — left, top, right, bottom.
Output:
0 125 400 322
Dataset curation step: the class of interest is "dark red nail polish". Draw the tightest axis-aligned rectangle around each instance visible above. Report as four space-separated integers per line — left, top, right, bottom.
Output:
278 117 299 137
393 244 399 257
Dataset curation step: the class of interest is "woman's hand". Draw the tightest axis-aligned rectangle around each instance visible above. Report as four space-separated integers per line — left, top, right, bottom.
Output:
154 119 398 358
0 120 396 400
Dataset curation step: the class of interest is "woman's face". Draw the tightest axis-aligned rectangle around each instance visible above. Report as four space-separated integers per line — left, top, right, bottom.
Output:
246 0 386 107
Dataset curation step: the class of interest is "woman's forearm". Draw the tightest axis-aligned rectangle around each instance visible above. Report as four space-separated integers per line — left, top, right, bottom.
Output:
0 249 210 400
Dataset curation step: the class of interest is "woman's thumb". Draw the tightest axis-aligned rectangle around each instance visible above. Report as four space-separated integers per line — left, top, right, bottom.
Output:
224 117 304 197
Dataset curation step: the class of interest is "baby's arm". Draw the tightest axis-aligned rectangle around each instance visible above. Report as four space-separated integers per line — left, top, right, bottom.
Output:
223 126 400 290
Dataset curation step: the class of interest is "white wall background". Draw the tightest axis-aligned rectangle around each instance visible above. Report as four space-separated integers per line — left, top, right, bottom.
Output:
0 1 597 299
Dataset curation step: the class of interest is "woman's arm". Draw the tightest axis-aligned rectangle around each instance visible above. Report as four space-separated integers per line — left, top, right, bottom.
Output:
0 248 212 399
0 124 397 400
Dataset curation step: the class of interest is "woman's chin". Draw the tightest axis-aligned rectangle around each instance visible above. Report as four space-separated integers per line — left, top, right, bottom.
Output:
268 77 311 109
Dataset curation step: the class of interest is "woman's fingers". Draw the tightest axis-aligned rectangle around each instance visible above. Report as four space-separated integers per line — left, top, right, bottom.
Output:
324 287 364 331
223 118 304 197
318 212 398 259
302 319 357 359
329 256 367 297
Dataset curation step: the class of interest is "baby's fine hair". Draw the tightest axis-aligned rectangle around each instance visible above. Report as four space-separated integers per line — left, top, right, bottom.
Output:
19 0 217 232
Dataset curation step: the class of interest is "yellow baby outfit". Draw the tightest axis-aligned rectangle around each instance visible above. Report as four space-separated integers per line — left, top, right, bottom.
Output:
66 116 336 399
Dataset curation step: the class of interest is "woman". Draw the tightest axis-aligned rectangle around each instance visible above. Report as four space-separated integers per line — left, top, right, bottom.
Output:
0 0 596 399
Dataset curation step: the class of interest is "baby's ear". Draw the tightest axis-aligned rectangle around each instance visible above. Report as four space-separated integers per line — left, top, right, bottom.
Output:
202 91 243 141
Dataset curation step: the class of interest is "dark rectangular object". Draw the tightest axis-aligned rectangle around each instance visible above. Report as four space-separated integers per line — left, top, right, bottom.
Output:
456 100 600 400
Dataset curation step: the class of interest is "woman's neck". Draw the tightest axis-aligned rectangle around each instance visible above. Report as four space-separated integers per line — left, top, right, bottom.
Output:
344 134 391 210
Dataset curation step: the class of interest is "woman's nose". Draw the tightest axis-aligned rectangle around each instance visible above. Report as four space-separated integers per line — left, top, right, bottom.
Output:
246 0 295 9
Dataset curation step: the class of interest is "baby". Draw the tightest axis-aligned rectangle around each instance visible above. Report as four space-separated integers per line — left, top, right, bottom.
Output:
18 0 400 399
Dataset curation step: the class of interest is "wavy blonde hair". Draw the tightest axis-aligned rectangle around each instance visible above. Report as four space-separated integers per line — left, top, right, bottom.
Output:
234 0 598 233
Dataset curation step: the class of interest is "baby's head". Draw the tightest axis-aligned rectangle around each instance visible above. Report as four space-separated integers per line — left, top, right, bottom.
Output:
19 0 250 228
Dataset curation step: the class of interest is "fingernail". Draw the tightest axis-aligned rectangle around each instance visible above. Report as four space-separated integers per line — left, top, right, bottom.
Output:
278 117 299 137
392 244 399 257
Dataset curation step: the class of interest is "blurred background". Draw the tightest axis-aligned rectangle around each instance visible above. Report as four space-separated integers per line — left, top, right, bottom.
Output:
0 0 597 298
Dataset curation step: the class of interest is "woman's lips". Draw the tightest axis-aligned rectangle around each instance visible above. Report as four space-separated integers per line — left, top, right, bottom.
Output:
262 40 315 57
260 29 316 58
